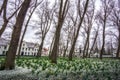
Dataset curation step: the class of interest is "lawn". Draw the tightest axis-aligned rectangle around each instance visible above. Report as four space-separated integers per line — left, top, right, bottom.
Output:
0 57 120 80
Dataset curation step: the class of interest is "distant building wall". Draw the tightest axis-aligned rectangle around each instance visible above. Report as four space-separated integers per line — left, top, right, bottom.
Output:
0 40 49 56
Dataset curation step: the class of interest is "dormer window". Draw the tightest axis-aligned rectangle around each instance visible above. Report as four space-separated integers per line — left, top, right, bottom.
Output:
23 44 25 46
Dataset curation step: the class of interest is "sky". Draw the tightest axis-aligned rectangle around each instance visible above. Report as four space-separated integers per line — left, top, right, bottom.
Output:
0 0 118 51
0 0 106 48
23 0 101 44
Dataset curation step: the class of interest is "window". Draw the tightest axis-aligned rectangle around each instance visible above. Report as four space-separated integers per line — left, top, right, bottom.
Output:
22 48 24 50
25 52 27 55
23 44 25 46
26 48 27 51
4 46 7 49
21 52 24 56
3 51 6 55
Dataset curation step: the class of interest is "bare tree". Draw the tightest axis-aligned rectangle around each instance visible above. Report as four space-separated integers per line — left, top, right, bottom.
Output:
17 0 43 58
36 0 56 57
49 34 55 58
82 0 95 58
50 0 69 63
59 35 65 56
89 24 100 56
0 0 22 37
3 0 31 70
62 24 73 57
62 8 77 57
97 0 114 59
69 0 89 61
48 19 57 58
110 1 120 58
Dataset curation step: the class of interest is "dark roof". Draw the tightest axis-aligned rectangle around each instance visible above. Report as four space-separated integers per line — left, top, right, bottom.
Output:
24 41 39 48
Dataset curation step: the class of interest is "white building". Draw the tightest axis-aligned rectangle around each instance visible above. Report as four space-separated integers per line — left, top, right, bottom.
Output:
18 41 39 56
0 38 9 55
0 38 49 56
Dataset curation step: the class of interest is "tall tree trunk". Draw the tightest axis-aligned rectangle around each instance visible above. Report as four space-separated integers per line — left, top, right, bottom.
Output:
68 0 89 61
0 0 8 15
89 31 98 55
50 22 62 63
63 41 69 57
69 37 76 60
17 4 37 58
116 31 120 58
17 23 28 58
49 36 55 58
83 37 88 58
100 18 106 59
86 34 90 57
50 0 68 63
4 0 31 70
37 37 45 57
86 28 92 57
83 32 91 58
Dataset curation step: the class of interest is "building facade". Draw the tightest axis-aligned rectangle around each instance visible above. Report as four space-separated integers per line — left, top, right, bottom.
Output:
18 41 39 56
0 38 49 56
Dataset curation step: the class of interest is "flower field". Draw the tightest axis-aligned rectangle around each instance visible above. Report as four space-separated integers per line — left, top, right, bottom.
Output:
0 57 120 80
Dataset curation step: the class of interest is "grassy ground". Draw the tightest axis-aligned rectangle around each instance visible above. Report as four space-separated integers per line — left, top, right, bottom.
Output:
0 56 120 80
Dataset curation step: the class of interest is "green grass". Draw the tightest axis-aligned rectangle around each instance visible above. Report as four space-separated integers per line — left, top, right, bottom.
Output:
0 56 120 80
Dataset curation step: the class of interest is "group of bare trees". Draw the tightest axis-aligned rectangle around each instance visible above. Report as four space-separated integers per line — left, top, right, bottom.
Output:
0 0 119 70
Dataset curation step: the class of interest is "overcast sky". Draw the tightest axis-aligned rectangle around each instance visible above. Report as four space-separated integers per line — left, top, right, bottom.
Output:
0 0 107 48
24 0 101 43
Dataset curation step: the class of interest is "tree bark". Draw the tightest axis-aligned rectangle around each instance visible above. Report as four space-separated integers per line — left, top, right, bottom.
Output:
83 37 88 58
68 0 89 61
0 0 8 15
37 36 45 57
100 17 106 59
49 35 55 58
89 30 98 55
63 40 69 57
116 31 120 58
17 1 39 58
99 0 113 59
50 0 68 63
4 0 31 70
86 34 90 57
50 21 63 63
